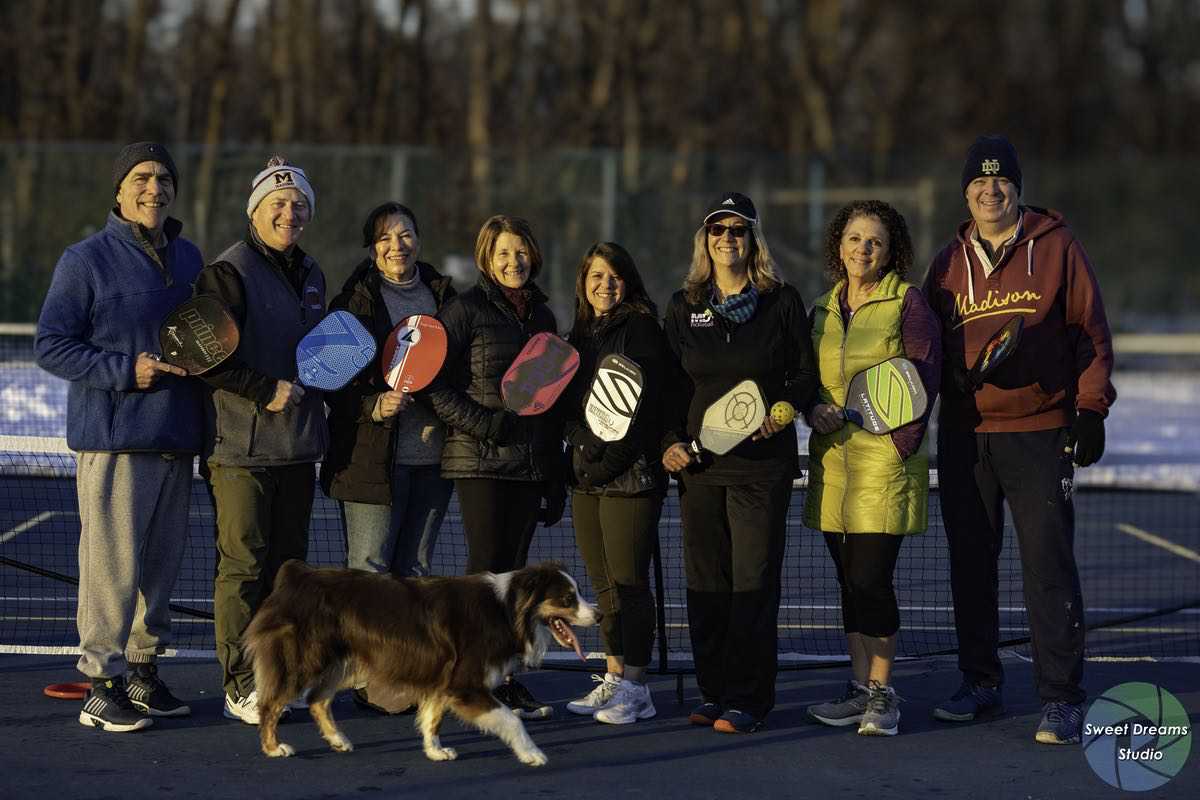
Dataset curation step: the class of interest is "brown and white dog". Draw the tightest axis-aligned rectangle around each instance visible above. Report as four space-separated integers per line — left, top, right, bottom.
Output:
243 560 599 766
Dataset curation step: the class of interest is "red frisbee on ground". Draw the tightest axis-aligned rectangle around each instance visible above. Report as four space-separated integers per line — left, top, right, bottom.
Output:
44 681 90 700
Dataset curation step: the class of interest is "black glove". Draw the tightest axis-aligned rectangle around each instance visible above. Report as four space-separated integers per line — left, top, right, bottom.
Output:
568 427 607 462
581 439 606 462
951 364 976 394
539 485 567 527
1070 409 1106 467
486 409 518 445
574 465 597 490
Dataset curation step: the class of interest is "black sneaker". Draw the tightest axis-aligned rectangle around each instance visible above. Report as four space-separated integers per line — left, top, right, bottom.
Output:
1035 700 1083 745
494 679 553 720
713 708 763 734
688 701 724 727
128 663 191 717
79 676 153 732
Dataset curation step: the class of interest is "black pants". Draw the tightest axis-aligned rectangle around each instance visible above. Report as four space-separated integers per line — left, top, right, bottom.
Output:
823 532 905 637
455 478 544 575
571 491 662 668
937 427 1085 704
679 474 792 719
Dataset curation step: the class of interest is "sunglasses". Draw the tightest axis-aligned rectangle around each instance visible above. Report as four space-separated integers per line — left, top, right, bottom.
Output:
706 222 752 239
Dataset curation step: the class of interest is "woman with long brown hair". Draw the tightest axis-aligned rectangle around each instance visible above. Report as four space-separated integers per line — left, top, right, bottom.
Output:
561 242 668 725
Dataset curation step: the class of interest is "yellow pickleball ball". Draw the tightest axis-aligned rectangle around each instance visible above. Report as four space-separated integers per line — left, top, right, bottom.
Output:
770 401 796 426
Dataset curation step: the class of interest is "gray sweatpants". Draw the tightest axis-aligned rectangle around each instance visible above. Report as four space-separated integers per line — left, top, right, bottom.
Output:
76 451 193 679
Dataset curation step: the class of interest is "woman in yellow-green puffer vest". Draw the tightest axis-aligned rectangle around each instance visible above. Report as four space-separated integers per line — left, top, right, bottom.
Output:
802 200 941 738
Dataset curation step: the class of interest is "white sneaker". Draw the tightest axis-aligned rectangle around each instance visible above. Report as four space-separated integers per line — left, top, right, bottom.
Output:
226 690 262 724
594 679 656 725
223 689 293 725
566 673 621 716
224 690 261 725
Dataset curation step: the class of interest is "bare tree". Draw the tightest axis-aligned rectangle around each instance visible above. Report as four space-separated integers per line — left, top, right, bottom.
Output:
116 0 157 140
193 0 243 248
468 0 493 217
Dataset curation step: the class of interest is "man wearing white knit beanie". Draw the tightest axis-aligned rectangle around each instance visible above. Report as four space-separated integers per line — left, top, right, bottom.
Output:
193 155 329 725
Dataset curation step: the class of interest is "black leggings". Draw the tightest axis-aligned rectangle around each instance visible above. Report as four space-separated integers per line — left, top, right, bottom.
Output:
823 532 904 637
455 479 544 575
571 491 662 668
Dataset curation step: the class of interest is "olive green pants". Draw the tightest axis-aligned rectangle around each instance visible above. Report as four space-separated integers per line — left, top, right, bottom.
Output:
211 463 315 698
570 491 662 667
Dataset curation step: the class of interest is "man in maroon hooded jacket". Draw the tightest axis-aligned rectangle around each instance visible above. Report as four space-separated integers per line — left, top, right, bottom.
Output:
923 135 1116 746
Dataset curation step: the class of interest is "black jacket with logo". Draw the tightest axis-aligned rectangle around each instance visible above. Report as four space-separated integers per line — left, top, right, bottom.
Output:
662 283 818 484
426 277 562 481
563 306 669 494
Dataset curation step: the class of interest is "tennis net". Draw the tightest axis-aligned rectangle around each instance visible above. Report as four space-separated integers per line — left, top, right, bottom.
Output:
2 325 1198 668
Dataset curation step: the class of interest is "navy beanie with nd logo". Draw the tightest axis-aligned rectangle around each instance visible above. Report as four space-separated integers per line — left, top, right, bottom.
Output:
961 135 1022 195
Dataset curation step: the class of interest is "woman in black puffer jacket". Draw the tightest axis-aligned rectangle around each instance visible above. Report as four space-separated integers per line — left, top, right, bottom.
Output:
426 214 566 719
560 242 668 727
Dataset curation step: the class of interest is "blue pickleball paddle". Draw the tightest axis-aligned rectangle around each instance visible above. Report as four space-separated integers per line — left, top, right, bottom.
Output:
295 310 377 391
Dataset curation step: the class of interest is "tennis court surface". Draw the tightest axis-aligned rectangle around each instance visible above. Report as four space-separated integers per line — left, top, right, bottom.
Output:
2 330 1197 796
1 653 1196 799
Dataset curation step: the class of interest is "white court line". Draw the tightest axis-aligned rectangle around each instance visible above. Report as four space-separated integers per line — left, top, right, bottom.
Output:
1116 522 1200 564
0 597 213 603
0 616 213 625
0 645 213 658
663 602 1200 615
0 511 61 543
8 597 1188 615
3 644 1197 664
659 622 1196 634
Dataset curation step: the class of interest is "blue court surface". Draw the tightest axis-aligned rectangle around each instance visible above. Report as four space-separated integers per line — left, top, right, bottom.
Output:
0 654 1196 799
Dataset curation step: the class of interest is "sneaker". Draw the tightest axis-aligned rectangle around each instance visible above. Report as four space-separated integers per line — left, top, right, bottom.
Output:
594 679 657 725
566 673 621 716
1035 701 1083 745
224 690 261 725
713 708 762 734
932 680 1003 722
807 680 871 727
223 687 292 725
857 683 901 736
494 679 553 720
127 663 190 717
79 676 153 732
688 701 723 727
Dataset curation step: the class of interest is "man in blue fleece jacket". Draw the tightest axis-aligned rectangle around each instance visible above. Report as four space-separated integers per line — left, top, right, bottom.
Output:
36 142 205 732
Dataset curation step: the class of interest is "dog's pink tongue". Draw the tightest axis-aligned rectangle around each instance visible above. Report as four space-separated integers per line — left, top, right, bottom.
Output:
559 621 585 662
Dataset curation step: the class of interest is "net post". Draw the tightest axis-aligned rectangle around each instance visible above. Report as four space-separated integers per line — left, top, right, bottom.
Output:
653 529 669 675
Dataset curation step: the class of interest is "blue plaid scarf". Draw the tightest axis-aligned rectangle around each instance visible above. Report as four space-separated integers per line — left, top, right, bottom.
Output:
710 283 759 324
